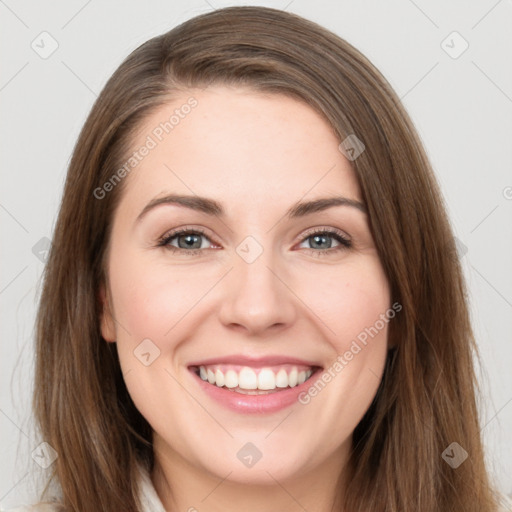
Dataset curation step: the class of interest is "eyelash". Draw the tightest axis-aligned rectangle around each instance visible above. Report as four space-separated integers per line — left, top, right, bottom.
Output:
157 226 352 258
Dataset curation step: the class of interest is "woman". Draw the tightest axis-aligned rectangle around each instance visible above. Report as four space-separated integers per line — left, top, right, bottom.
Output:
10 5 510 512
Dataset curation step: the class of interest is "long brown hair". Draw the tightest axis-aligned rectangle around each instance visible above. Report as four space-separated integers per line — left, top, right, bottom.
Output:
33 6 501 511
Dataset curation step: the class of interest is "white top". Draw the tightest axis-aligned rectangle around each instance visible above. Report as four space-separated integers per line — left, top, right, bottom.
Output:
3 466 512 511
135 466 167 512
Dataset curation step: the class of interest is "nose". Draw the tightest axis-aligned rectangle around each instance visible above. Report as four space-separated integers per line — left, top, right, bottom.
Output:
217 242 297 336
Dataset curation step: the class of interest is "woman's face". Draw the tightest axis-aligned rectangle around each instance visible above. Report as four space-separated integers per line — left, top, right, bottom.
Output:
100 85 391 485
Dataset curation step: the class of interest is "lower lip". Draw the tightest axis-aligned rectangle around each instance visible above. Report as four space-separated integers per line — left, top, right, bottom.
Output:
189 368 321 414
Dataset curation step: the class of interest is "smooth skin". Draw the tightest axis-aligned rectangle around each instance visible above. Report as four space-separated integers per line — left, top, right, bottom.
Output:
100 86 391 512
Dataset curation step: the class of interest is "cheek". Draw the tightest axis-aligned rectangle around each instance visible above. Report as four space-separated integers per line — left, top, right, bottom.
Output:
108 252 202 343
295 256 390 345
293 257 390 424
107 258 198 427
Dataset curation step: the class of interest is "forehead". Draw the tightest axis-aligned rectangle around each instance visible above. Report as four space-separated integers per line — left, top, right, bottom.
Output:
121 85 361 212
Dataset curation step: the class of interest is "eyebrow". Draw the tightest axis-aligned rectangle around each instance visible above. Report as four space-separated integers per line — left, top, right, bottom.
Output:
136 193 367 223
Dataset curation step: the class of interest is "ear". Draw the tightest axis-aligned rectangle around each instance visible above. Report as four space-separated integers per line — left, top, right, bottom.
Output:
98 281 116 342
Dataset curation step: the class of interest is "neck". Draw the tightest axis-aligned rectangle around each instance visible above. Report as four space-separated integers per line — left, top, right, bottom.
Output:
151 438 349 512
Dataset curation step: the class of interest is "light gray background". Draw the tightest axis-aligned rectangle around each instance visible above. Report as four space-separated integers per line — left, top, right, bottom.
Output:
1 0 511 508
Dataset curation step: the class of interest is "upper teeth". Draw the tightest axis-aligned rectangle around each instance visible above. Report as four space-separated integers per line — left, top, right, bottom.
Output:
198 365 314 391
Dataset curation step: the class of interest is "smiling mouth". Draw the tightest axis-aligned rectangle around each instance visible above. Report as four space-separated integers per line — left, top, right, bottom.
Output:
190 364 322 394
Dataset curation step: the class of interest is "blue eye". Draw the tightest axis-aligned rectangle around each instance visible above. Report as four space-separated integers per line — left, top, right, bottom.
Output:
298 229 352 257
157 227 211 255
157 227 351 257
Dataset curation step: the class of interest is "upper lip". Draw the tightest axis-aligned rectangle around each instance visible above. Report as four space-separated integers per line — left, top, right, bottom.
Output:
188 354 323 368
